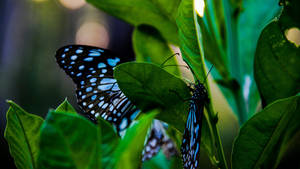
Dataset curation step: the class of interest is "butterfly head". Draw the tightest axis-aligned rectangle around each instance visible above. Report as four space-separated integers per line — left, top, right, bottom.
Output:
192 82 208 103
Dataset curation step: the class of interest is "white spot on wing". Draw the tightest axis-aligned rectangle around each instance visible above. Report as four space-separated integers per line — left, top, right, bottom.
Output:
119 118 128 130
78 65 84 70
101 78 116 84
71 55 78 60
107 58 120 66
84 57 93 62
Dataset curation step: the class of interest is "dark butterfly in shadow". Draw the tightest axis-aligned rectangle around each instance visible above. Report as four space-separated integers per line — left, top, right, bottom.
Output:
181 80 209 169
177 63 213 169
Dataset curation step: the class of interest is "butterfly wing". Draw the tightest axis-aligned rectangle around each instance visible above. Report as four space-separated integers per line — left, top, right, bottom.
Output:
55 45 139 131
142 126 164 161
181 101 204 169
142 120 178 161
161 136 178 159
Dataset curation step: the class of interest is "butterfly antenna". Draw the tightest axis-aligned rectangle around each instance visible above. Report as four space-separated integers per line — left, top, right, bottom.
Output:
204 65 214 82
160 53 180 67
162 65 190 70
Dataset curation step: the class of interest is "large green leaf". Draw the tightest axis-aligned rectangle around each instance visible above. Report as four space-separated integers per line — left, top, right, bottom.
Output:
254 5 300 106
232 95 300 169
114 62 190 132
4 101 44 169
274 130 300 169
132 25 180 76
176 0 206 81
86 0 178 44
151 0 181 23
55 98 77 114
114 62 217 165
113 111 157 169
38 111 101 169
97 117 119 167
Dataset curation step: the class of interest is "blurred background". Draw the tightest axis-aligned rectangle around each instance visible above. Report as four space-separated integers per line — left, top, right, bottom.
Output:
0 0 241 168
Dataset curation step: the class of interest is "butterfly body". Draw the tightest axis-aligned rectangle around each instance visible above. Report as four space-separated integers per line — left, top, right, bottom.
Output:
181 82 209 169
55 45 139 132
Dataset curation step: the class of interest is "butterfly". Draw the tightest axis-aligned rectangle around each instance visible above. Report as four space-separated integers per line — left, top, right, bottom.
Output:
142 120 178 161
55 45 140 132
181 81 209 169
55 45 178 161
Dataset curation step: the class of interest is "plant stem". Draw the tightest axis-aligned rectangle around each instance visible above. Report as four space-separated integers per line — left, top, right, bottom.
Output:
196 23 228 169
206 103 229 169
233 88 247 124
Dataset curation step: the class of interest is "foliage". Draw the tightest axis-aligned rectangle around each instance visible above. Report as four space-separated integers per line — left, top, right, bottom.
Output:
4 101 43 169
5 100 157 169
254 0 300 106
4 0 300 169
232 94 300 169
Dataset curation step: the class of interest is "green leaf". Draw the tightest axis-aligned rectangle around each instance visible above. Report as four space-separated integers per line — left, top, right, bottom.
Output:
142 151 173 169
55 98 77 114
4 101 44 169
113 111 157 169
114 62 190 132
176 0 206 81
169 155 183 169
142 151 183 169
232 95 300 169
274 129 300 169
97 117 119 167
150 0 181 23
132 25 180 76
38 111 101 169
254 22 300 106
86 0 179 44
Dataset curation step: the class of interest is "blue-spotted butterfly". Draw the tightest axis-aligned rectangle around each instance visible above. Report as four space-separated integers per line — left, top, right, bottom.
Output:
181 79 209 169
55 45 178 161
55 45 140 132
142 120 178 161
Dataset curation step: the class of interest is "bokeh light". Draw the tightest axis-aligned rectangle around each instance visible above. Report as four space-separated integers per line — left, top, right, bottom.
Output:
285 27 300 46
76 22 110 48
194 0 205 17
59 0 86 10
